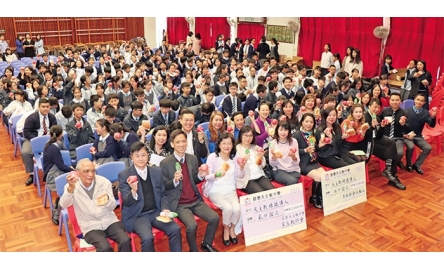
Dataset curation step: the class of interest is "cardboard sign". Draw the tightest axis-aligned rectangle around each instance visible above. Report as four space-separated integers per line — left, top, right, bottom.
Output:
240 183 307 246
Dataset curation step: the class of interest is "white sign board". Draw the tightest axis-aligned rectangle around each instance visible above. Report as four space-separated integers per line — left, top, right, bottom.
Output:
322 161 367 216
239 183 307 246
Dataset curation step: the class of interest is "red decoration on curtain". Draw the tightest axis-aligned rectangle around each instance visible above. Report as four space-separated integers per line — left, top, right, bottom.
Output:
195 17 230 50
385 17 444 81
237 23 265 49
167 17 189 45
298 17 382 78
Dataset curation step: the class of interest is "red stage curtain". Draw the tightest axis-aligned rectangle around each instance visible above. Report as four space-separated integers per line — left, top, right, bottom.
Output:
385 17 444 81
167 17 189 45
195 17 230 50
237 23 265 49
298 17 382 78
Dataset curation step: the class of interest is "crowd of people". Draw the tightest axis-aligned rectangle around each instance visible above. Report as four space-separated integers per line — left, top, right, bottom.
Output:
0 32 438 252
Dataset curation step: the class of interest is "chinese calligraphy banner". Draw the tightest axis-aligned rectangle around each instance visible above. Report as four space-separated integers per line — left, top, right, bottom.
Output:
322 161 367 216
240 183 307 247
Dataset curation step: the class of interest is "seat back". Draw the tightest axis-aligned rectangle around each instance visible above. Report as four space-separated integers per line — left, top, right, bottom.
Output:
403 99 414 110
96 161 126 183
215 95 225 107
145 133 152 143
67 205 83 238
55 172 70 197
10 113 23 130
61 150 72 167
75 143 93 161
30 135 50 155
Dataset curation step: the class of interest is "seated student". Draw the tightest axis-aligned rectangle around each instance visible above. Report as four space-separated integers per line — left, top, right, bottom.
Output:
123 101 148 133
292 113 326 209
199 102 215 124
60 159 132 252
118 80 136 111
22 98 57 186
55 105 73 131
198 86 215 106
246 66 258 90
222 82 242 118
160 129 219 252
309 66 322 87
152 99 175 129
110 122 139 168
242 84 266 118
134 88 155 118
48 96 62 116
403 93 436 174
316 77 328 98
66 103 95 159
204 132 246 246
177 82 199 109
91 119 119 165
86 94 104 131
107 93 128 122
118 142 182 252
264 80 278 104
316 106 355 168
95 83 108 106
69 86 89 112
3 89 33 118
267 68 282 91
159 78 179 100
42 125 74 225
34 85 49 110
235 125 274 193
324 65 337 86
230 111 245 141
204 111 226 154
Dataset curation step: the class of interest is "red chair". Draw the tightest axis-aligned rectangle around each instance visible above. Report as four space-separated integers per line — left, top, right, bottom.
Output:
66 205 116 252
422 124 442 154
196 181 219 210
117 192 164 252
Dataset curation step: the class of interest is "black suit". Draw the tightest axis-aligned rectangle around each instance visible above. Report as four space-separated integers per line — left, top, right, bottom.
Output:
152 110 176 128
118 165 182 252
222 95 242 118
22 111 57 174
160 154 219 251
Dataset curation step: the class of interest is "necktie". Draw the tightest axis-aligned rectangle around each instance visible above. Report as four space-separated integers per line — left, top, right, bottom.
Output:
164 114 168 125
43 116 47 135
232 97 236 114
389 111 395 139
180 157 184 164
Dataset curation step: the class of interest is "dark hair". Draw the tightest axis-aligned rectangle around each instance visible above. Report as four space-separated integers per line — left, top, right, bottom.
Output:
389 92 402 100
325 43 331 51
195 33 201 40
417 60 427 71
131 101 143 110
130 141 148 155
351 49 361 64
188 31 194 37
346 46 354 56
90 94 100 108
71 102 85 112
368 97 381 107
319 106 342 136
159 98 172 108
271 38 278 45
370 84 382 99
385 55 392 61
299 113 316 133
110 122 131 136
61 105 73 118
333 53 341 68
38 98 50 106
215 132 236 159
273 120 293 144
104 106 116 117
96 118 111 132
236 125 256 146
44 125 64 150
150 125 170 150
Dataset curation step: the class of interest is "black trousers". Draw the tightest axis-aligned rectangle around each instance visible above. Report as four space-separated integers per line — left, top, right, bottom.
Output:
372 137 399 175
84 221 132 252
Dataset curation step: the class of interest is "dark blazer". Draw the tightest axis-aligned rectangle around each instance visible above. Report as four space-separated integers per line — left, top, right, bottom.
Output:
118 166 169 232
123 113 148 133
407 69 432 97
292 130 313 169
280 88 295 100
222 95 242 118
212 82 229 96
153 110 176 128
379 107 409 138
24 111 57 140
65 119 95 158
62 80 76 106
239 44 254 60
93 134 119 161
256 42 270 59
160 153 203 211
242 94 261 117
271 45 280 61
229 43 238 58
381 63 394 76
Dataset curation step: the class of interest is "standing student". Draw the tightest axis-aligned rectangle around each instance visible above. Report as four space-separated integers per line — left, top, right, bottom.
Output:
160 129 219 252
23 33 35 58
152 99 175 129
118 142 182 252
403 93 436 174
320 43 333 77
34 34 45 56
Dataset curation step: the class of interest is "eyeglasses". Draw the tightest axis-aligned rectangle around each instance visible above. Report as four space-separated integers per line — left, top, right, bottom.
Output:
81 169 96 174
242 134 254 138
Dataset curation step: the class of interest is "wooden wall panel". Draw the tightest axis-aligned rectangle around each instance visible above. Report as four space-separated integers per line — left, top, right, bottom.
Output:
0 17 144 47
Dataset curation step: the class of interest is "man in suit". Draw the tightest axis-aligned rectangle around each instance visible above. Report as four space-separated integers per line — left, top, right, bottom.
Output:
222 82 242 118
279 77 296 100
179 109 208 165
118 142 182 252
22 98 57 186
66 103 95 159
152 99 175 129
123 101 148 133
60 159 131 252
160 129 219 252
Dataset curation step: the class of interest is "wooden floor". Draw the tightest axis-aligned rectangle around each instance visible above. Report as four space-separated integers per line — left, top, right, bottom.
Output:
1 124 444 252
